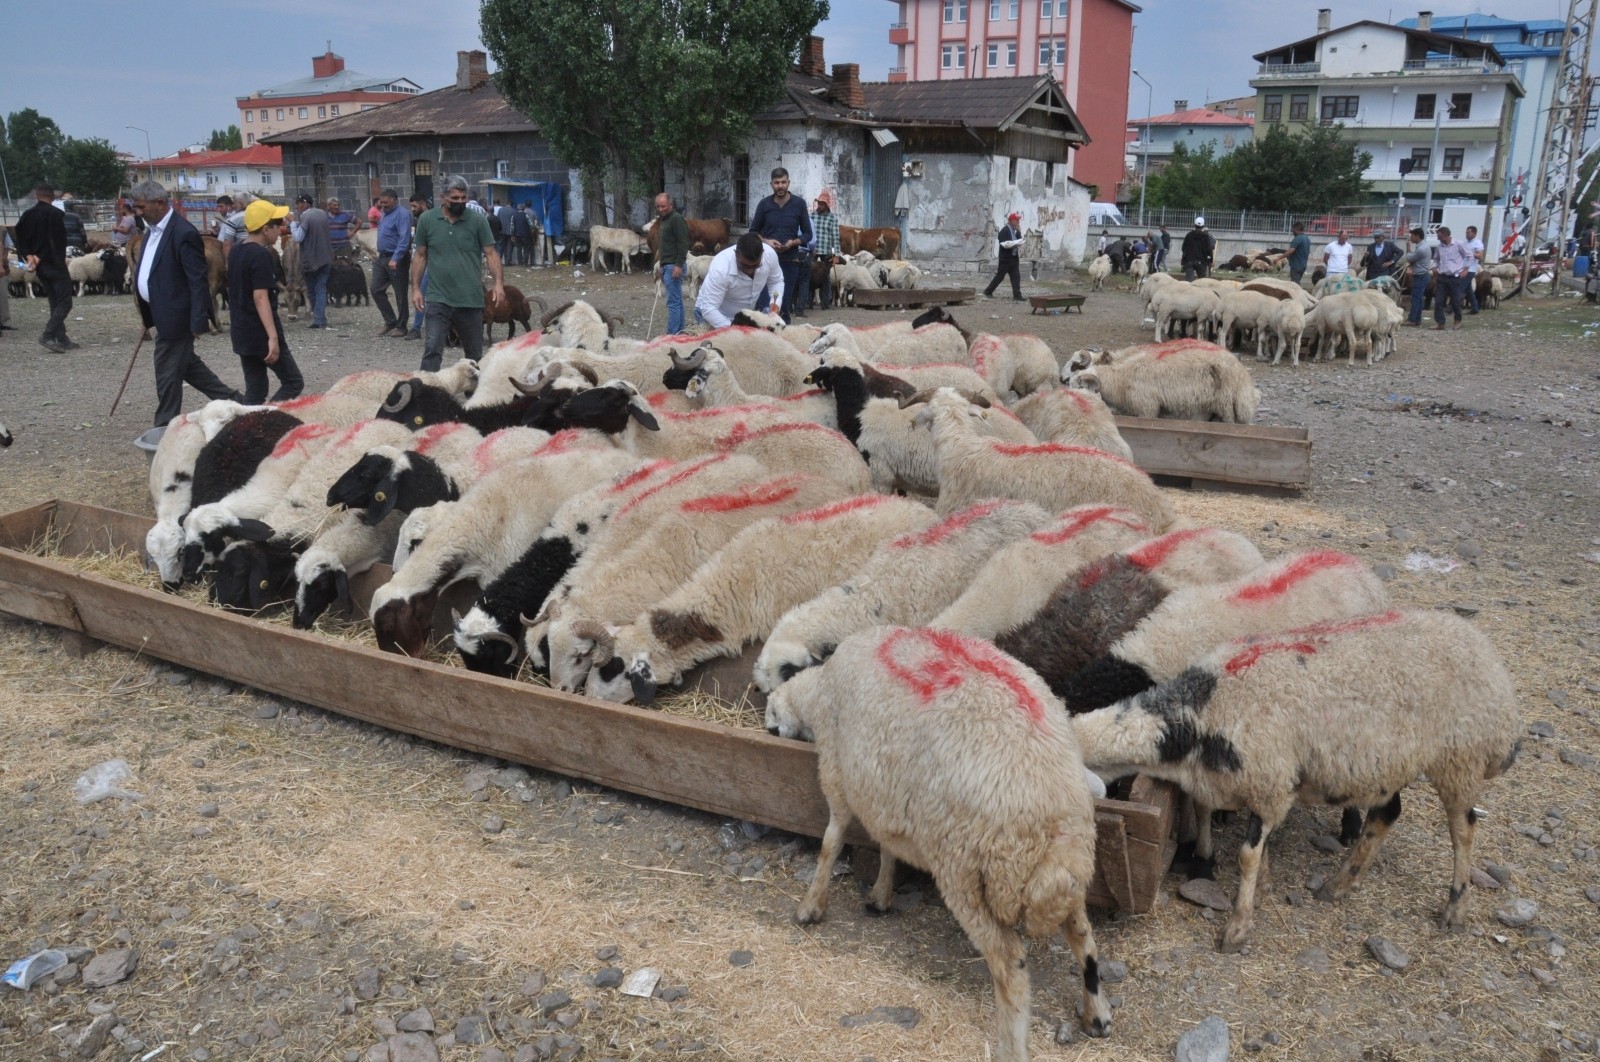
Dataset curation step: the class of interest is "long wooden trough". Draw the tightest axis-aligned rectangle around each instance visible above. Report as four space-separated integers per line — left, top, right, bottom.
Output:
0 499 1177 913
849 286 976 310
1115 416 1312 494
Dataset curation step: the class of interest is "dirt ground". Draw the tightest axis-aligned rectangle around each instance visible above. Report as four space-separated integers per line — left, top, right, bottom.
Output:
1 264 1598 1062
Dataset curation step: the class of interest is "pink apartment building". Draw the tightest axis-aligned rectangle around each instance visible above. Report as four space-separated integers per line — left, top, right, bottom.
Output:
886 0 1137 198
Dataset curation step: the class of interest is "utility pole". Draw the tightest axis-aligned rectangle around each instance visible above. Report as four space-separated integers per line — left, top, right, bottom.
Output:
1132 69 1153 226
1523 0 1597 294
1420 98 1451 229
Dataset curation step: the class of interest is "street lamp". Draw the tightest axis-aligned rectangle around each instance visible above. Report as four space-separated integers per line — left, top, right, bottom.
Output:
1131 69 1153 226
126 125 153 178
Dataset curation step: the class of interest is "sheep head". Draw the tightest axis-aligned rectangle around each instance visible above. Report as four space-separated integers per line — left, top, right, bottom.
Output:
668 341 713 372
806 326 842 357
293 553 351 629
452 606 524 678
556 379 659 434
379 380 414 415
1068 369 1104 396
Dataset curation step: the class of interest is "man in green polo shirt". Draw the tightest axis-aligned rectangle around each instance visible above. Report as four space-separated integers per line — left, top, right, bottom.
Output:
411 175 505 372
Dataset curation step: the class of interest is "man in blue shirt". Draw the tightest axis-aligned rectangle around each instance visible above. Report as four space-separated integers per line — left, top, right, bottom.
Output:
1287 221 1311 283
370 188 413 337
749 167 812 323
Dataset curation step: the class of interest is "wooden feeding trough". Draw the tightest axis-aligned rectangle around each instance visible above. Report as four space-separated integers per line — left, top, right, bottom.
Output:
0 499 1177 913
1028 294 1087 315
848 287 976 310
1114 416 1313 495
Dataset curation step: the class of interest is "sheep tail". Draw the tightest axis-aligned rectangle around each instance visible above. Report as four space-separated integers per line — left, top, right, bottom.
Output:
1018 833 1092 938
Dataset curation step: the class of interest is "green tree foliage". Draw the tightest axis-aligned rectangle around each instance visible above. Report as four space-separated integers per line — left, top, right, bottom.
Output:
55 138 128 198
207 126 243 151
480 0 829 222
1143 142 1235 211
1141 125 1372 213
1 108 65 193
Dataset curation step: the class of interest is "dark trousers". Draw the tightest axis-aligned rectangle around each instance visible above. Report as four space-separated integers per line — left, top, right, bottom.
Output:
984 256 1021 299
420 302 484 372
1408 273 1429 324
1466 273 1481 312
41 273 73 340
370 253 410 330
778 258 802 320
239 348 305 406
1184 262 1209 281
153 334 238 427
793 252 812 314
1435 274 1465 324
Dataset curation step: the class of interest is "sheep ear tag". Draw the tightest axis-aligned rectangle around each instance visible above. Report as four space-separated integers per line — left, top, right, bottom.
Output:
363 476 402 525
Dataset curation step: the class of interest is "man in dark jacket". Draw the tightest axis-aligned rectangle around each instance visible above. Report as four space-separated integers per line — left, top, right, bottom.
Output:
14 184 77 352
1180 216 1215 281
749 167 812 322
653 193 690 335
983 211 1026 301
131 180 242 427
1362 230 1403 280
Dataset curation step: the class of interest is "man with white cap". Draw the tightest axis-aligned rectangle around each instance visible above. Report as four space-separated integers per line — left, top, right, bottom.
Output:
983 210 1026 301
1181 216 1215 281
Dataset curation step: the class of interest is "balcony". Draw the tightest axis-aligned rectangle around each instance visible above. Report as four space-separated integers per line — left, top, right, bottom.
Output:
1402 57 1502 73
889 21 910 45
888 66 908 83
1256 61 1321 77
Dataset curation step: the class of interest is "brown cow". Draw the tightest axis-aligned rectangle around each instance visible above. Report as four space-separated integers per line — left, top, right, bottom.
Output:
644 216 733 257
839 225 899 259
126 231 229 329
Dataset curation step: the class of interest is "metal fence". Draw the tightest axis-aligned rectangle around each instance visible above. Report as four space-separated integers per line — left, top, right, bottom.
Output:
1120 206 1406 238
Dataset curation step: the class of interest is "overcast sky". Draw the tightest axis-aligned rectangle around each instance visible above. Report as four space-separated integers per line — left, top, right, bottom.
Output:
2 0 1587 171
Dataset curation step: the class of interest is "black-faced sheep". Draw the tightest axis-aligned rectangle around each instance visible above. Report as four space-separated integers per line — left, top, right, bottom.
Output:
0 420 11 447
1071 609 1521 951
766 625 1112 1054
374 378 547 435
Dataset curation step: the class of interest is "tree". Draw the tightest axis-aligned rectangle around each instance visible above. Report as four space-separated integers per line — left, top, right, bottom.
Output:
1228 123 1372 212
208 126 243 151
1143 142 1235 212
54 137 128 198
2 108 64 193
481 0 829 223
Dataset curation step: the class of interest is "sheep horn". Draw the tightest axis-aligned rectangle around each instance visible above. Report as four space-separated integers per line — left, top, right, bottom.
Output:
603 312 624 335
509 375 542 396
668 344 708 370
527 294 548 316
569 619 615 663
478 628 523 659
381 381 413 413
897 388 939 409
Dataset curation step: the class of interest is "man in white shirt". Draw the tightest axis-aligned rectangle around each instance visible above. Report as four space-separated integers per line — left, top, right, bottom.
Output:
1323 230 1355 275
1462 225 1486 314
695 232 783 328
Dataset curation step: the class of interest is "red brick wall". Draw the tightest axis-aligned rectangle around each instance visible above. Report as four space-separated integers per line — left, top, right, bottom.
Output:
1070 0 1134 199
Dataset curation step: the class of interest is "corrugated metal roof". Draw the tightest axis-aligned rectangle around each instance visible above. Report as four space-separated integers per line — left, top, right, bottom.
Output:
262 81 538 144
246 69 419 99
755 71 1087 141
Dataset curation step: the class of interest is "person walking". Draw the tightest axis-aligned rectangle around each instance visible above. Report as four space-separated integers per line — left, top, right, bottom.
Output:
1180 217 1214 281
811 194 841 310
228 199 304 405
494 200 516 263
129 179 242 427
1432 226 1472 330
1322 229 1355 276
982 211 1025 301
1156 224 1171 271
653 193 689 336
696 232 782 328
748 167 812 322
512 203 534 267
1401 227 1431 327
292 194 332 329
1362 229 1401 280
1462 224 1485 314
370 188 412 338
325 197 357 256
1287 221 1311 283
14 183 77 352
404 194 429 339
410 175 504 372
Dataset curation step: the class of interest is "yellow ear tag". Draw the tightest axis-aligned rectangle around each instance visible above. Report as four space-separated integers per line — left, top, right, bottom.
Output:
374 491 387 502
413 415 424 426
259 579 269 590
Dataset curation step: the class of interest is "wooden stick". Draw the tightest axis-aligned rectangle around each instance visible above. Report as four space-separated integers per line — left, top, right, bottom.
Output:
108 329 147 418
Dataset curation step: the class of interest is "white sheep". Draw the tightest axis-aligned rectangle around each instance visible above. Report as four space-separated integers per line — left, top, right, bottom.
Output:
830 261 882 305
1215 289 1280 357
325 360 480 407
1149 283 1221 341
808 320 968 367
1087 253 1112 291
1265 297 1306 366
1072 608 1522 951
1304 291 1386 365
997 333 1061 396
1068 340 1259 423
1127 255 1149 282
915 389 1176 528
677 343 837 429
589 494 939 702
767 625 1113 1055
754 499 1052 694
1137 270 1179 322
728 308 826 353
1009 387 1133 460
538 299 621 351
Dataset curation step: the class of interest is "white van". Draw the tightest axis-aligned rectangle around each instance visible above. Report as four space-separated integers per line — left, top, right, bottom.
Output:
1088 202 1127 227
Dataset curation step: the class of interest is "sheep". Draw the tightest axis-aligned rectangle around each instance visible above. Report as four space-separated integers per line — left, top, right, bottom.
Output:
369 447 641 657
830 260 882 305
930 505 1158 639
210 535 302 613
327 259 367 306
766 626 1113 1055
373 377 546 434
0 420 11 447
324 360 481 407
145 412 221 588
1087 253 1112 290
1304 290 1385 365
589 495 939 703
67 248 118 297
543 473 848 693
728 308 824 353
669 342 837 428
323 441 463 529
1265 296 1306 366
1009 387 1133 460
539 300 622 351
915 388 1176 527
807 320 968 367
1476 274 1503 309
1149 283 1221 341
1137 269 1179 322
588 225 650 274
482 284 545 341
753 499 1052 694
1072 608 1522 951
271 391 392 429
292 507 405 629
1215 289 1280 357
1068 340 1259 423
683 252 713 303
876 259 923 289
712 419 873 493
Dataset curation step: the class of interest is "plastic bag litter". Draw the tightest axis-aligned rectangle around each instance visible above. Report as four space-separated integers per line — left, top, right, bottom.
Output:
1403 551 1461 574
73 758 144 804
2 949 66 991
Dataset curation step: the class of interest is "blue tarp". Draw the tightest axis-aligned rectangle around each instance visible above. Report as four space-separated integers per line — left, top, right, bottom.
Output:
485 179 564 237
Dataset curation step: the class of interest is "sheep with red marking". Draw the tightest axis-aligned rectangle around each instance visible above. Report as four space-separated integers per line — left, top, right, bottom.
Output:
1067 340 1260 423
1009 386 1132 459
324 360 480 407
915 388 1176 528
588 494 939 703
670 342 837 429
754 500 1052 695
1072 608 1521 952
766 625 1113 1056
807 320 968 366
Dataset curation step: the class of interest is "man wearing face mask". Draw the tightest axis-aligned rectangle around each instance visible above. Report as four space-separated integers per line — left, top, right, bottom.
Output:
411 175 503 372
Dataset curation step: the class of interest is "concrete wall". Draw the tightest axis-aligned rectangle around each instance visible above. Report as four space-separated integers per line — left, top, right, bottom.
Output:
900 152 1090 270
1319 27 1408 77
745 122 866 227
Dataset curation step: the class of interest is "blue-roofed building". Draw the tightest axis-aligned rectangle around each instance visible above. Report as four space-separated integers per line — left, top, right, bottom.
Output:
1393 13 1574 198
236 49 423 147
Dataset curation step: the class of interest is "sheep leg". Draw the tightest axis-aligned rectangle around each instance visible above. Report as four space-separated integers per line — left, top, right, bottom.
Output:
1218 809 1279 953
1315 791 1402 903
865 850 898 914
941 886 1031 1062
795 808 852 925
1060 897 1112 1037
1337 806 1364 846
1438 793 1479 930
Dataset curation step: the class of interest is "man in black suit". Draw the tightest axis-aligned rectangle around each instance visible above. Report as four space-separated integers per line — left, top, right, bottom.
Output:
13 183 77 352
983 211 1026 301
130 180 242 427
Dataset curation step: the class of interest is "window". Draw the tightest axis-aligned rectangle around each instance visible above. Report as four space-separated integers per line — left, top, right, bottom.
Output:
988 0 1017 17
1045 161 1055 186
261 171 272 184
1449 93 1471 119
367 162 379 180
246 133 254 144
1264 95 1282 121
496 159 510 179
943 0 967 23
1443 147 1464 172
1038 36 1065 67
1040 0 1067 16
205 172 215 186
1008 157 1018 184
229 171 238 184
1415 93 1435 120
988 42 1000 67
1289 94 1309 120
260 109 268 120
330 105 340 115
942 43 967 70
1320 95 1358 120
275 108 284 121
298 107 308 119
1006 41 1017 66
318 105 326 118
244 111 253 123
1409 147 1432 172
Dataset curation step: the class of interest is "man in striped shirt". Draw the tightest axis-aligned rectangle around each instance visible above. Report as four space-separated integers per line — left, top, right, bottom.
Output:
1432 226 1473 330
811 195 841 310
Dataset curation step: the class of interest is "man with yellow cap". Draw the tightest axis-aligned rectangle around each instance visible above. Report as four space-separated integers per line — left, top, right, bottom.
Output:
228 199 304 405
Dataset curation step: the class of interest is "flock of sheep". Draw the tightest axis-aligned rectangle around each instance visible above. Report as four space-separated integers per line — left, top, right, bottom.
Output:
137 303 1520 1061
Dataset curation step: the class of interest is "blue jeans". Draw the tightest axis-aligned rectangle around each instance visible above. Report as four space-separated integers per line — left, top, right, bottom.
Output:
303 264 330 326
1466 272 1481 312
661 262 684 335
1408 273 1428 324
411 269 428 333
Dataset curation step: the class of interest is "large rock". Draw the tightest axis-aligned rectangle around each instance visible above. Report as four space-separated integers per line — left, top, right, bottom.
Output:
81 949 138 989
1176 1015 1230 1062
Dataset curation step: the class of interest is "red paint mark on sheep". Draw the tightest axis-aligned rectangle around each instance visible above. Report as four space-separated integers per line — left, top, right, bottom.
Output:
609 459 677 494
778 389 826 403
664 404 775 422
1125 527 1212 571
1228 551 1362 605
646 391 676 410
990 441 1140 469
272 395 330 414
1222 609 1405 676
269 423 335 459
615 455 728 518
890 500 1006 550
413 423 468 455
1149 339 1220 361
680 476 805 514
718 420 840 449
1030 506 1149 546
875 628 1047 728
781 494 887 525
969 335 1006 375
1058 389 1095 414
643 324 761 350
532 430 585 456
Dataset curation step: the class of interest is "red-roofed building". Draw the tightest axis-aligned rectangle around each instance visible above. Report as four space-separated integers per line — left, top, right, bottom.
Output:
1127 101 1254 174
237 50 422 145
125 145 285 200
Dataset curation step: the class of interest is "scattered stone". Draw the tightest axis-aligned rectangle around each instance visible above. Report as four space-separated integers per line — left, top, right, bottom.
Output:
81 948 138 988
728 950 755 967
1448 602 1481 618
1559 748 1596 768
397 1008 435 1033
1531 967 1557 987
592 967 624 989
482 815 505 835
1584 886 1600 905
657 986 689 1003
1547 690 1570 709
455 1015 490 1045
353 967 381 1000
537 990 572 1017
1309 834 1343 853
1178 878 1233 912
1456 540 1482 560
1497 898 1539 927
491 766 530 789
595 945 620 961
1294 947 1331 974
520 971 547 997
388 1032 441 1062
1486 863 1514 886
1099 959 1128 984
166 670 194 687
54 962 80 983
1526 722 1555 739
1372 563 1398 582
373 1016 398 1037
197 802 220 818
840 1006 921 1030
1470 868 1502 890
479 1049 510 1062
1366 936 1410 970
74 1013 117 1057
1176 1015 1231 1062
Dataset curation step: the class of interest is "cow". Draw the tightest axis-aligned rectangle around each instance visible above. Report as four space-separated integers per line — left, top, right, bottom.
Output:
840 225 900 259
588 225 651 274
642 216 733 257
